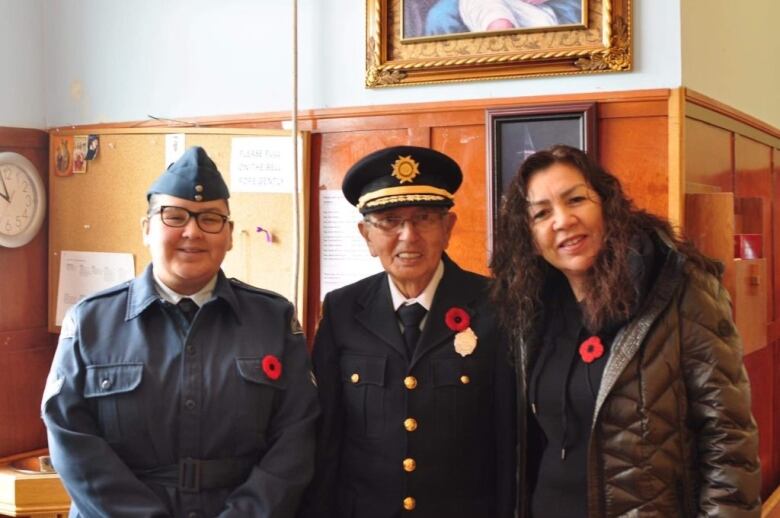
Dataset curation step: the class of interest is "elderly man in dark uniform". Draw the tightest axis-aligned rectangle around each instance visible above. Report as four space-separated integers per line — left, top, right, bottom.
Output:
300 146 516 518
42 147 319 518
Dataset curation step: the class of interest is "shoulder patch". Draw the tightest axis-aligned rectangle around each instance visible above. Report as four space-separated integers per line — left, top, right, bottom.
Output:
229 278 286 299
291 316 304 335
59 312 77 339
41 372 64 413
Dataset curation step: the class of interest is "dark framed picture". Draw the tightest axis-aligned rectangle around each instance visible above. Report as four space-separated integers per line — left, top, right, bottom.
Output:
486 102 597 247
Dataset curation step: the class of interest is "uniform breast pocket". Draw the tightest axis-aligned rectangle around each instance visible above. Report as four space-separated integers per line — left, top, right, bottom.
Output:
235 358 287 442
340 355 386 438
83 363 144 445
432 358 489 441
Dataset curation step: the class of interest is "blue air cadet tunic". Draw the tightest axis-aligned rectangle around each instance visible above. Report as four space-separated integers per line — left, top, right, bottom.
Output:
42 265 319 518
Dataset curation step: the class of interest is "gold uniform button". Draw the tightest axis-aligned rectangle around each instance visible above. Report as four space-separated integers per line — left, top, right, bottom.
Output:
404 418 418 432
460 375 471 385
350 373 360 383
403 458 416 472
404 376 418 390
403 497 416 511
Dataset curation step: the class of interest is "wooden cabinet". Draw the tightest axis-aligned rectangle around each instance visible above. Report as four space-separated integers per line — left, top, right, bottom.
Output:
685 192 767 353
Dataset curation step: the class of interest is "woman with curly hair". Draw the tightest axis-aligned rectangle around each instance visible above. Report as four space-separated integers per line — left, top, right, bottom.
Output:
490 144 761 517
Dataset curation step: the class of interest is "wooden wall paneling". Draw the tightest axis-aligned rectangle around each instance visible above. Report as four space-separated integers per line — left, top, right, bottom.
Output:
431 125 488 275
0 128 51 458
734 136 773 325
775 148 780 327
684 193 736 299
775 340 780 491
305 134 323 344
735 259 768 355
744 346 775 499
684 118 733 193
598 115 669 218
0 337 53 458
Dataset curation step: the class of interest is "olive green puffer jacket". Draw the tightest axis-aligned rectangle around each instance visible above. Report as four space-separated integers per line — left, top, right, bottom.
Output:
514 242 761 517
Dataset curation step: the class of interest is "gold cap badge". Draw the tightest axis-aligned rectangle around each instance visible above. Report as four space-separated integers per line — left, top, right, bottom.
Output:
391 155 420 184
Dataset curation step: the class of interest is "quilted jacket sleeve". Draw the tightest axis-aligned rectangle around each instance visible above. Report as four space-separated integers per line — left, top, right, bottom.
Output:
679 268 761 517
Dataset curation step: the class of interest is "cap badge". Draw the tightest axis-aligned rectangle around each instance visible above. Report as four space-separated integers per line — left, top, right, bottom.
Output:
391 155 421 184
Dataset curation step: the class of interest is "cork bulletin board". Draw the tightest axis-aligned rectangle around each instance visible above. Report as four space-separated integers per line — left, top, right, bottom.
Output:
47 128 309 333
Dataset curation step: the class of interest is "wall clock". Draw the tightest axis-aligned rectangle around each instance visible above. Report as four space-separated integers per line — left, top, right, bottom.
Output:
0 152 46 248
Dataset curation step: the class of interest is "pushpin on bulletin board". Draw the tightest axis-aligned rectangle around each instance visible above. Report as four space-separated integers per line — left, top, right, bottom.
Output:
256 226 273 243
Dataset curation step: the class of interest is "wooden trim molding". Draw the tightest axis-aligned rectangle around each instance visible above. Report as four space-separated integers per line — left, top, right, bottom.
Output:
685 89 780 148
667 87 685 228
48 88 674 133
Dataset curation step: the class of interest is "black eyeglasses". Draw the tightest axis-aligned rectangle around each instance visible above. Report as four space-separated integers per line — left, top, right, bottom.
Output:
364 211 448 234
150 205 230 234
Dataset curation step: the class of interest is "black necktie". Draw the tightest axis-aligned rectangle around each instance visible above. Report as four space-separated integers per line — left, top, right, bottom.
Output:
397 303 427 357
177 298 199 325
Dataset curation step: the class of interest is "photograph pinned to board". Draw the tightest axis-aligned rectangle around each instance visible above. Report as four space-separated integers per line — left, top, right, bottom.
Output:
51 135 74 177
73 136 88 174
86 134 99 160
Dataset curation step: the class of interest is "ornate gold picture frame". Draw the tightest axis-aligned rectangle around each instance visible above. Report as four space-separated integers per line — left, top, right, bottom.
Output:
366 0 631 87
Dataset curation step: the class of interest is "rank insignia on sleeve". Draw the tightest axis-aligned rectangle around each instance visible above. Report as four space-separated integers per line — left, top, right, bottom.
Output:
290 316 304 335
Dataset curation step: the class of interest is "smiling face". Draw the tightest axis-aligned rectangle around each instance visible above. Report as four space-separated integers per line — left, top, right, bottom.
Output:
526 162 605 299
142 194 233 295
358 206 456 298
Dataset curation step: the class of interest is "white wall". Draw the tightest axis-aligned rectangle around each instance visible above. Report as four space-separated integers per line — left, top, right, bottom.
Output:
43 0 683 127
0 0 45 129
681 0 780 129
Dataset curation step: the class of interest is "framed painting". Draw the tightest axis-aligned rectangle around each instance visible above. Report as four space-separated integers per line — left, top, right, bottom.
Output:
486 102 597 246
366 0 631 87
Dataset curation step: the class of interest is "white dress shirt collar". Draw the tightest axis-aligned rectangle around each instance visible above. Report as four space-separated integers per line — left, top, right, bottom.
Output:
152 270 217 308
388 260 445 312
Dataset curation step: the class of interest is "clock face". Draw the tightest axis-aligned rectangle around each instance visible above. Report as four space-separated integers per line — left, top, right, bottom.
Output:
0 152 46 248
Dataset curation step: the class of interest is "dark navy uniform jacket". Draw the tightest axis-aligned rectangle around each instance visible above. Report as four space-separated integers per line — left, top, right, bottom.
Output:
300 256 516 518
42 265 319 518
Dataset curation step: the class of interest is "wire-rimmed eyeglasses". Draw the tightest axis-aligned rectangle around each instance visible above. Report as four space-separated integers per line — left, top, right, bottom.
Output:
150 205 230 234
363 210 448 234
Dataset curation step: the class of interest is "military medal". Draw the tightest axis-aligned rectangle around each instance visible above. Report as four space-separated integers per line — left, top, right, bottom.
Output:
454 327 478 357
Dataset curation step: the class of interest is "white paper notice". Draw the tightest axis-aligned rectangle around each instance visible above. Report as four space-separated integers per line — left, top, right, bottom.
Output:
320 190 383 299
230 137 295 193
56 251 135 326
165 134 186 168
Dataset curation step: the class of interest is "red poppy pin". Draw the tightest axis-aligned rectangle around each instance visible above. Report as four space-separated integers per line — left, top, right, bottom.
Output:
261 355 282 380
578 336 604 364
445 307 471 332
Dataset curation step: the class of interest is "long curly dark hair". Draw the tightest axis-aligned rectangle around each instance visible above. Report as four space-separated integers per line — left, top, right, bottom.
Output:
490 145 716 340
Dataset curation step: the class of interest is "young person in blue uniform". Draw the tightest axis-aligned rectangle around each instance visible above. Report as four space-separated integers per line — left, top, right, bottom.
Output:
299 146 516 518
491 145 760 517
42 147 319 518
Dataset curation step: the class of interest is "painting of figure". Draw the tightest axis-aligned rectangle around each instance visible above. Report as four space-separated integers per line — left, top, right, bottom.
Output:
403 0 583 39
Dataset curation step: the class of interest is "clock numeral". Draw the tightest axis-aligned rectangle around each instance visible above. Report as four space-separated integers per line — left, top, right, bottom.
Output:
16 216 22 228
5 221 12 232
25 195 32 207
